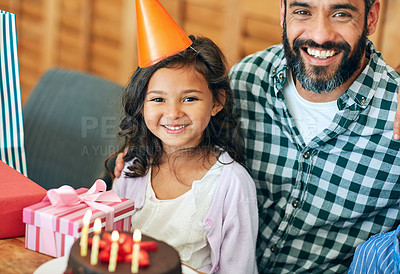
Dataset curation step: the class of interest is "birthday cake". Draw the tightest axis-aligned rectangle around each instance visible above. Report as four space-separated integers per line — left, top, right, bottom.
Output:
65 231 182 274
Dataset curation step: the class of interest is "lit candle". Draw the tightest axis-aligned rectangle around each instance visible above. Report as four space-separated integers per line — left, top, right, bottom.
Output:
80 209 92 257
131 229 142 273
108 230 119 272
90 218 102 265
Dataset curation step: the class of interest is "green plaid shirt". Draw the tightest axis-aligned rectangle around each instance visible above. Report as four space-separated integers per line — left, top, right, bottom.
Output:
230 40 400 273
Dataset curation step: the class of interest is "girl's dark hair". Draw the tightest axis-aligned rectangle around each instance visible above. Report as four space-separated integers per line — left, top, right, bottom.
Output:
106 35 246 178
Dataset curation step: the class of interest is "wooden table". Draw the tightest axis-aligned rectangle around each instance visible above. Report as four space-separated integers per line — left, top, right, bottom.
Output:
0 237 206 274
0 237 53 274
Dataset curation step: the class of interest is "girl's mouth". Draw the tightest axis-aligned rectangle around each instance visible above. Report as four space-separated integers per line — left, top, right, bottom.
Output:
163 124 188 130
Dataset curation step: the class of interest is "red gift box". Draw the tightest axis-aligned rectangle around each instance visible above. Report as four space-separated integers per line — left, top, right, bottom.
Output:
23 181 134 257
0 160 46 239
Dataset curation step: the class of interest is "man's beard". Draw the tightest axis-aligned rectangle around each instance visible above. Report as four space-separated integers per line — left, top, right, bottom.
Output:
282 23 368 94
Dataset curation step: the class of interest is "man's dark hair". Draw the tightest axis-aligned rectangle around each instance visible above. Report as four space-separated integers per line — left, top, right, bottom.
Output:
283 0 377 30
366 0 377 12
283 0 376 13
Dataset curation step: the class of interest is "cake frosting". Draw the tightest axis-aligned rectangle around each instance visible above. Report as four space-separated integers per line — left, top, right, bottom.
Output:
65 231 182 274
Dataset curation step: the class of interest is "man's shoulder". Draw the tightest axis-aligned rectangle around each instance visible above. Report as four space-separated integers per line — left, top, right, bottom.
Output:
230 44 285 75
367 40 400 88
366 47 400 100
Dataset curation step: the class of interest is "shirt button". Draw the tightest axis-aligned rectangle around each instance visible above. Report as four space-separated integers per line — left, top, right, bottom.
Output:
303 152 310 159
270 245 276 253
205 219 213 227
278 73 284 80
292 200 299 208
272 69 277 74
360 97 366 104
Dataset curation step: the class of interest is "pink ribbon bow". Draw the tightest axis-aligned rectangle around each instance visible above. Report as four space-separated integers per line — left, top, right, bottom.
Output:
43 179 121 230
40 180 122 257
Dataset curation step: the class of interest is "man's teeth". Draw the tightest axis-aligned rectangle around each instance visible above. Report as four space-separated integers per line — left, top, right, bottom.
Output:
307 48 337 59
164 125 186 130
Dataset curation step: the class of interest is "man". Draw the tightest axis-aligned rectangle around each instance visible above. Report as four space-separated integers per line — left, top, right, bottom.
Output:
229 0 400 272
115 0 400 272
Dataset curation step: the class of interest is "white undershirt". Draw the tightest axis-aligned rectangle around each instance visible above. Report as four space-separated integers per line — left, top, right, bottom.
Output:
283 71 339 145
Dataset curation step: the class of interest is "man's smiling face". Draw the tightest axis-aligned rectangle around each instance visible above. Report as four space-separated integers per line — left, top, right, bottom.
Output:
281 0 369 94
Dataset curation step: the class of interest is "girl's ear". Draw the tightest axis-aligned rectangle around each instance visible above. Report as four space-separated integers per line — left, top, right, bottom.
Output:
211 90 226 116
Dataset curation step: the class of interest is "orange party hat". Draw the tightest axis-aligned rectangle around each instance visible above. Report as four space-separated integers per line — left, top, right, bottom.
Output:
135 0 193 68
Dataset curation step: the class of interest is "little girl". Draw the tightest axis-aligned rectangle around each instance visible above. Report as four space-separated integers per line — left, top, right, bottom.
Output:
107 36 258 273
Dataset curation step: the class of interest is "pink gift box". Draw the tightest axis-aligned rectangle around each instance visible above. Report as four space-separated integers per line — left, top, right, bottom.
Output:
22 186 134 258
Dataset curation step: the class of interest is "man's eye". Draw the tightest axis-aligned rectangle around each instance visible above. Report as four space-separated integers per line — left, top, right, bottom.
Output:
183 97 198 102
294 10 311 16
333 12 352 18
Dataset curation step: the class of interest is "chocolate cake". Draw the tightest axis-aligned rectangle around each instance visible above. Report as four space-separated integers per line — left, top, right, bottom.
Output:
65 231 182 274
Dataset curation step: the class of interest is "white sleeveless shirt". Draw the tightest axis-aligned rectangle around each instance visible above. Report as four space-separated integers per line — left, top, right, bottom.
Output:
131 160 223 269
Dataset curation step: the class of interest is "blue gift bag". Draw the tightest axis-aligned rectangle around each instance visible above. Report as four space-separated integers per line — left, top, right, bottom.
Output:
0 10 27 176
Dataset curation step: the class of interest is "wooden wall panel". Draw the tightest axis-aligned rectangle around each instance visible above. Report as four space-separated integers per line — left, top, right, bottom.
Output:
243 0 281 22
0 0 398 105
378 0 400 68
241 0 281 61
160 0 184 21
182 0 226 51
16 0 44 104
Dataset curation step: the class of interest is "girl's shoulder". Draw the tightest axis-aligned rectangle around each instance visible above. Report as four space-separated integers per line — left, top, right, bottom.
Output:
209 152 257 208
123 158 136 168
112 160 149 202
115 158 148 184
219 152 251 178
218 152 255 192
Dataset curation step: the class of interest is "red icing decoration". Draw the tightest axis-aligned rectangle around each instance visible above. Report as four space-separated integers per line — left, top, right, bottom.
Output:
90 232 158 266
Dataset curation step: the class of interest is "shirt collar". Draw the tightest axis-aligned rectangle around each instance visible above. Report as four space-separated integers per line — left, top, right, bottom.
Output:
337 39 381 110
270 50 288 95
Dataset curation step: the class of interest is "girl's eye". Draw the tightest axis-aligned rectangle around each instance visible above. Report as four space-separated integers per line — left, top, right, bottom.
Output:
150 97 164 102
183 97 198 102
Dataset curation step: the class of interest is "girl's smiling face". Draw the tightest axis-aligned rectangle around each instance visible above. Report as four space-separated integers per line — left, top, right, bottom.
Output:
142 66 223 154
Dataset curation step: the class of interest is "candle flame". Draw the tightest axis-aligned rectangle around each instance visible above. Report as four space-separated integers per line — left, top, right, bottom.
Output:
93 218 102 234
83 210 92 225
133 229 142 242
111 230 119 242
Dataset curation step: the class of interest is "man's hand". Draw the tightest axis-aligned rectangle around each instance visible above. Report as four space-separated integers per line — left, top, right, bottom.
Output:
394 65 400 140
114 152 125 178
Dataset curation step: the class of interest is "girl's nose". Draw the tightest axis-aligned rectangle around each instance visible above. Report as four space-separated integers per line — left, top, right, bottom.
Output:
165 102 182 120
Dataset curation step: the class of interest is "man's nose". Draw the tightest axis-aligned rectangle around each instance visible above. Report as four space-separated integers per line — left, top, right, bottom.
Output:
307 15 337 46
